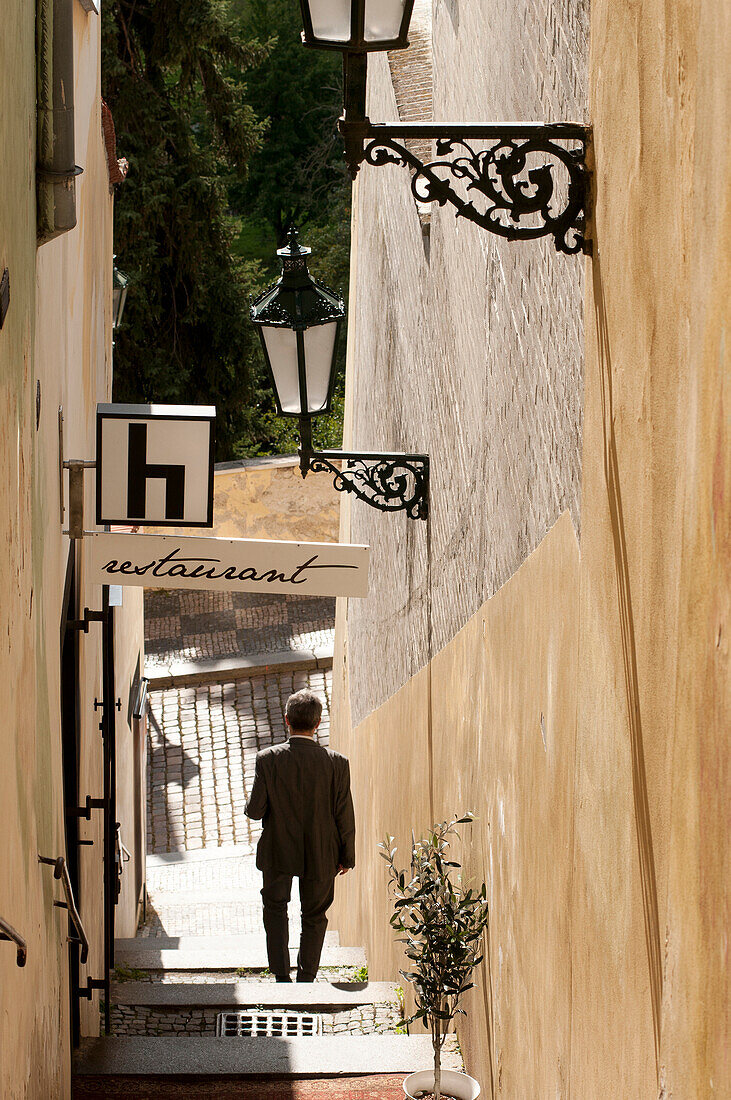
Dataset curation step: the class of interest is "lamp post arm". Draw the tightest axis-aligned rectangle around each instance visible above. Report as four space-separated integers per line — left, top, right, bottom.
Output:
340 51 369 178
298 426 430 520
336 56 591 254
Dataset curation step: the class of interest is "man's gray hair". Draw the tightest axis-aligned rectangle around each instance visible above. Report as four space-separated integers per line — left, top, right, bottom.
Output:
285 689 323 732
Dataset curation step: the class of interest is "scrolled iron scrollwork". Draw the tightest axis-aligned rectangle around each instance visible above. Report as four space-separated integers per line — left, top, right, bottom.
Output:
307 452 429 520
364 131 590 255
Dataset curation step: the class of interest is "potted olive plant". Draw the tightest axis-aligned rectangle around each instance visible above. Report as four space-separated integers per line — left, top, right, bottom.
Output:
379 814 489 1100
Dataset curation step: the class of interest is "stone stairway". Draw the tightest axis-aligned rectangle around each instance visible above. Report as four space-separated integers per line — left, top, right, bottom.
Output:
72 846 461 1098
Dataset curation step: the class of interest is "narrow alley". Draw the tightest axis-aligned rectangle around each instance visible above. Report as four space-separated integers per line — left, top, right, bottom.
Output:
72 590 460 1098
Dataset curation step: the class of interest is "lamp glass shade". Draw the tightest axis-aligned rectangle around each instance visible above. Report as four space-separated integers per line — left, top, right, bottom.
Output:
261 327 301 414
307 0 351 43
364 0 407 42
262 320 339 415
303 322 338 412
301 0 413 49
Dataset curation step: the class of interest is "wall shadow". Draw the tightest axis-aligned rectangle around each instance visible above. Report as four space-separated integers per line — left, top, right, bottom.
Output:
147 705 200 854
592 255 663 1074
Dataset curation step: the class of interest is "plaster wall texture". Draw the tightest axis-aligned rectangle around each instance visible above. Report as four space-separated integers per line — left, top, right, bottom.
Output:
145 457 340 544
332 0 728 1095
0 5 144 1096
344 0 589 727
332 514 580 1096
571 1 729 1094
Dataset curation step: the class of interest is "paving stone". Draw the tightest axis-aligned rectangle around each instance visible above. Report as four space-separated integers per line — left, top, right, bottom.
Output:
144 590 335 669
146 668 332 855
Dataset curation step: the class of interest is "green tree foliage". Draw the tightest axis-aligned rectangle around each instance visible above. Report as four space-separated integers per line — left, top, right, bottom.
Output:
226 0 352 459
104 0 351 460
231 0 348 244
102 0 268 458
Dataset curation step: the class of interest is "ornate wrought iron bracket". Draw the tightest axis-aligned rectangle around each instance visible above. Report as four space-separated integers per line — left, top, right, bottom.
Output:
303 449 430 520
304 450 430 519
298 417 429 520
344 121 591 256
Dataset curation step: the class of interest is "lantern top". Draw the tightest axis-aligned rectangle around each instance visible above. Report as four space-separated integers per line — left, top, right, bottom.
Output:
250 227 345 331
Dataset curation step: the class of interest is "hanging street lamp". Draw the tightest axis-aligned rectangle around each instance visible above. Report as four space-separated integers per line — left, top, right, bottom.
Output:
251 228 429 520
297 0 591 255
299 0 416 52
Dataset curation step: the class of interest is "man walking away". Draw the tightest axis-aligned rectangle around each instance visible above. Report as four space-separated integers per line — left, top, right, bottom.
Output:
244 689 355 982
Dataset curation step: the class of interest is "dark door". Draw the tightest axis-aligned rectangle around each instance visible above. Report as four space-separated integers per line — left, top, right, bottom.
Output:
60 546 81 1048
101 586 116 1035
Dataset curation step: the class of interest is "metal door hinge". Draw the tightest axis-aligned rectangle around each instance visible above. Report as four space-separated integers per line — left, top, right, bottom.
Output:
71 796 106 820
67 608 108 633
78 978 105 1000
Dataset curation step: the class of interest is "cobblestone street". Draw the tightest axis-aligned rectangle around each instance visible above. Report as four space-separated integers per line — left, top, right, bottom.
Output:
144 590 335 670
147 668 331 854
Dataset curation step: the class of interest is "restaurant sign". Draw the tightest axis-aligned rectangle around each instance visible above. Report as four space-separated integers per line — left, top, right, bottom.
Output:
86 532 369 598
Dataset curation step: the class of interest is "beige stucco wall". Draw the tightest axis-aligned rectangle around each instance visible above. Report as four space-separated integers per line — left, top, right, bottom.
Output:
572 1 729 1093
0 1 61 1095
332 514 581 1095
0 4 145 1096
332 0 728 1096
146 457 340 543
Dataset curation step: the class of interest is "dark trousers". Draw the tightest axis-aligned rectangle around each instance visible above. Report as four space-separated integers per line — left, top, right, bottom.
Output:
261 870 335 982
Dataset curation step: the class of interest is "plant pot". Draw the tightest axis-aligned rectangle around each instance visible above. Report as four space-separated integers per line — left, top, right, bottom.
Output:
403 1068 481 1099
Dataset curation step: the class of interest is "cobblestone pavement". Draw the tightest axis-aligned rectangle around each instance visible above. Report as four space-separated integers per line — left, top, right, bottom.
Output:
147 667 331 854
144 589 335 669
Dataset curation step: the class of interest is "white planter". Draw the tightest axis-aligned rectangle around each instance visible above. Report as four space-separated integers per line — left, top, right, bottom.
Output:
403 1068 481 1099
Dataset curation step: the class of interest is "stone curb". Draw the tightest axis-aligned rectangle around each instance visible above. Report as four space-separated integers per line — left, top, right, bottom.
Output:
110 981 399 1009
145 646 334 689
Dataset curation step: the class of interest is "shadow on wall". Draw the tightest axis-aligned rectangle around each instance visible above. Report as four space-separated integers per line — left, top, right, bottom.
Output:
478 823 498 1099
592 254 663 1076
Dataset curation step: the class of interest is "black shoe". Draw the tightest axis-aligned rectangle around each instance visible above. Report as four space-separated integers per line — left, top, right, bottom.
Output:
275 975 292 983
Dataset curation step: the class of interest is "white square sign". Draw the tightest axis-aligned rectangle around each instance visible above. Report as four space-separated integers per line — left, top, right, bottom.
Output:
96 404 215 527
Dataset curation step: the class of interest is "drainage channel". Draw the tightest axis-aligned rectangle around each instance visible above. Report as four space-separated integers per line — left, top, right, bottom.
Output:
216 1010 322 1038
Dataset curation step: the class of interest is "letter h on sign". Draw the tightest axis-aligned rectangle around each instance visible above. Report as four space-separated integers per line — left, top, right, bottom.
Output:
127 423 185 521
96 404 215 528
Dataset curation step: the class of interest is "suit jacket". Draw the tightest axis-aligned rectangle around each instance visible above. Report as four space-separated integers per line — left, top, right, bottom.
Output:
244 737 355 880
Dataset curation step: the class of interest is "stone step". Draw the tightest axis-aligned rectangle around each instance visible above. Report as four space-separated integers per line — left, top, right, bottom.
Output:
73 1034 462 1077
143 892 338 933
111 980 399 1009
146 644 333 689
146 844 256 868
139 900 339 944
115 934 365 972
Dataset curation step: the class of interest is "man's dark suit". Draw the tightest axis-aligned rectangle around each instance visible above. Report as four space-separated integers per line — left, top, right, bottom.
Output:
244 736 355 981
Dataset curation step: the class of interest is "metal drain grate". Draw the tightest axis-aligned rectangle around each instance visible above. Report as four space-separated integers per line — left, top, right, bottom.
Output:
216 1010 322 1037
